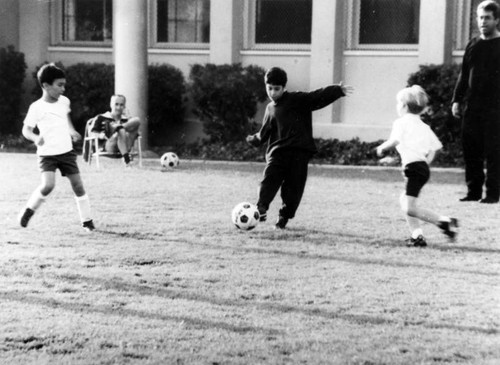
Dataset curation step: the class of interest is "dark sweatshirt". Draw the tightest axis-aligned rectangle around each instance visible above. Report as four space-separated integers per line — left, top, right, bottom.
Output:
452 36 500 110
247 85 345 158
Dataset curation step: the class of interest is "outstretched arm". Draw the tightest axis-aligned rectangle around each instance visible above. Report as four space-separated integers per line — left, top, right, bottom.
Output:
376 139 399 157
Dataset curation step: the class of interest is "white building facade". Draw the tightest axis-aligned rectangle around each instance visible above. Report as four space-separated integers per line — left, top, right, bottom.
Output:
0 0 485 142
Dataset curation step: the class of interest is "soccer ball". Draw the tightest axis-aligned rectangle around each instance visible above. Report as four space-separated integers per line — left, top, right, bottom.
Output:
231 202 260 231
160 152 179 169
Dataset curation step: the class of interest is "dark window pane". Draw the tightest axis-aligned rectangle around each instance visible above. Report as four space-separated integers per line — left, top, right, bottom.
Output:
359 0 419 44
255 0 312 44
157 0 210 43
62 0 112 41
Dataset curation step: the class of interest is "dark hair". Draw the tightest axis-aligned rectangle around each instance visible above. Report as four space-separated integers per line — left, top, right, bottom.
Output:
478 0 500 19
265 67 287 87
37 63 66 87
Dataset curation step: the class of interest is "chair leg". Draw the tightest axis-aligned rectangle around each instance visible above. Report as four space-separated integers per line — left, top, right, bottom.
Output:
138 137 143 167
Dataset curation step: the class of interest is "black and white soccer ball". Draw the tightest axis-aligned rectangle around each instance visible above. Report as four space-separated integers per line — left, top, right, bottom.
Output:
160 152 179 169
231 202 260 231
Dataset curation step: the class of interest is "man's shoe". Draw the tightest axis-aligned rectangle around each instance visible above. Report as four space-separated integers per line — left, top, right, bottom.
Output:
123 153 131 166
18 208 35 228
275 216 289 230
480 196 499 204
406 235 427 247
82 220 96 232
459 195 481 202
438 218 459 240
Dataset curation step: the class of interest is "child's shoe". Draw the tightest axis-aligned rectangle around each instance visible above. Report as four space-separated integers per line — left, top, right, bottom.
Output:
406 235 427 247
82 220 96 232
18 208 35 228
438 218 458 240
258 207 267 222
275 215 289 230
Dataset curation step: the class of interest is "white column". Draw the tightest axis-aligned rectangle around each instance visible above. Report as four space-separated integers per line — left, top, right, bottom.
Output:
113 0 149 150
209 0 243 64
18 0 50 110
418 0 453 65
309 0 344 134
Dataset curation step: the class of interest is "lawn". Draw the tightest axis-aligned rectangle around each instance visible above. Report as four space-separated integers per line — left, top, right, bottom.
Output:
1 153 499 365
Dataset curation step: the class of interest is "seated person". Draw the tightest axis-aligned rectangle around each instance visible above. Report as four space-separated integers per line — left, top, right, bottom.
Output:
90 94 140 165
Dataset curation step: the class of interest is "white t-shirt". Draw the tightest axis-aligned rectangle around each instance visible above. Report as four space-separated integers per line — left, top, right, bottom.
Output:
23 96 73 156
389 113 443 166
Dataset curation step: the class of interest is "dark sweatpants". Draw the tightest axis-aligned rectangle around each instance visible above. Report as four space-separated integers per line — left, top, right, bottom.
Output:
257 148 311 220
462 106 500 199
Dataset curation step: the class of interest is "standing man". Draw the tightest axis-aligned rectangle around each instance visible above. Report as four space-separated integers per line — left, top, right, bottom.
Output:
452 0 500 203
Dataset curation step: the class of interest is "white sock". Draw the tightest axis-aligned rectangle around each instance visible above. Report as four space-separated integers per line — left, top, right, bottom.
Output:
27 189 46 211
411 228 423 239
75 194 92 223
438 216 450 223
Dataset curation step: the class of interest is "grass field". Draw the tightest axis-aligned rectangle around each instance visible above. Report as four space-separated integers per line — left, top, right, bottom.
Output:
1 152 499 365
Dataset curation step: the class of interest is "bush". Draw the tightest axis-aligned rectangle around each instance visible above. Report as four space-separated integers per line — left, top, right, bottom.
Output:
148 64 186 146
188 63 268 143
0 45 27 135
407 64 463 167
31 62 186 146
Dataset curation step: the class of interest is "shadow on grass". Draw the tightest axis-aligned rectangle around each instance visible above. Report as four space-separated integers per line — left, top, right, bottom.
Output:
0 290 280 336
1 276 497 336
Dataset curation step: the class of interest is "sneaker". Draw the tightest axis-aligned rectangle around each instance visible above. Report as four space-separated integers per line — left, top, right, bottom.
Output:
258 207 267 222
459 195 481 202
406 235 427 247
123 153 131 165
18 208 35 228
82 220 96 232
480 196 499 204
275 215 289 230
438 218 459 240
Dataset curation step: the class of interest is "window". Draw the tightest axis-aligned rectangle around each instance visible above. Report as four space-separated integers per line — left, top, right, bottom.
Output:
156 0 210 45
347 0 420 50
61 0 112 43
245 0 312 50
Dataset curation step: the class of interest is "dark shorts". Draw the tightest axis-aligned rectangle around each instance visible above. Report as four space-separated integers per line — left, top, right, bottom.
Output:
38 150 80 176
403 161 430 197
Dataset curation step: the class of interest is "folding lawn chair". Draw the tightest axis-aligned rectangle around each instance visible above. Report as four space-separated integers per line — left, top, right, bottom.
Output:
82 118 143 169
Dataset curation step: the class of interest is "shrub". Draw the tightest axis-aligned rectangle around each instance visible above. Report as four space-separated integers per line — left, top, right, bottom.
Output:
31 62 186 146
0 45 27 135
148 64 186 146
407 63 463 167
188 63 268 143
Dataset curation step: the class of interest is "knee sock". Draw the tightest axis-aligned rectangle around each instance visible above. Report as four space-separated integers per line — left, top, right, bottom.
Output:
75 194 92 223
27 189 46 211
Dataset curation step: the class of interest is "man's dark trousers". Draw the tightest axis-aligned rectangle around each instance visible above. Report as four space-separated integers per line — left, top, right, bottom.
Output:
257 148 311 219
462 106 500 200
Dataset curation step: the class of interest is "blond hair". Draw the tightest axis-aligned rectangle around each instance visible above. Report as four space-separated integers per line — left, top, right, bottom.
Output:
396 85 429 115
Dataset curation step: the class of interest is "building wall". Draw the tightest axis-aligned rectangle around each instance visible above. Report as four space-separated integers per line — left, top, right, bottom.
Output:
4 0 462 143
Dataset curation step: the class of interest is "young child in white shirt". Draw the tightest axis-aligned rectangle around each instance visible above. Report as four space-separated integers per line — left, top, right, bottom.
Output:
376 85 458 247
18 63 95 231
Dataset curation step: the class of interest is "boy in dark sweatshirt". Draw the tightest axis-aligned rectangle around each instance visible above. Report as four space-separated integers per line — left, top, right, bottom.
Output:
246 67 353 229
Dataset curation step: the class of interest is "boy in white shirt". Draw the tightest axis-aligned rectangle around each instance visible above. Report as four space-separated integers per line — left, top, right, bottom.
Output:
18 63 95 231
376 85 458 247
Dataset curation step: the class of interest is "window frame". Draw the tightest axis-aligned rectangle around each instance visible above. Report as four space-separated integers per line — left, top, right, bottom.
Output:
243 0 311 51
150 0 210 49
50 0 113 47
345 0 420 51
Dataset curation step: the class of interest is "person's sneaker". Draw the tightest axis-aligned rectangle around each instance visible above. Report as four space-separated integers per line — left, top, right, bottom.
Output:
123 153 131 166
82 220 96 232
459 194 481 202
18 207 35 228
406 235 427 247
480 196 499 204
275 215 289 230
438 218 459 240
258 207 267 222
